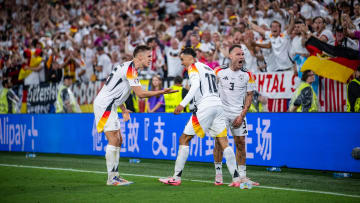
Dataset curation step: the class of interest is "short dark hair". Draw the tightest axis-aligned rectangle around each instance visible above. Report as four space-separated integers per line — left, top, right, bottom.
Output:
146 37 157 44
174 76 183 84
271 20 282 29
295 19 304 24
31 39 39 47
2 79 8 87
180 47 196 58
313 16 325 23
64 75 73 80
302 70 314 82
133 45 151 57
229 44 242 53
335 25 344 32
96 46 104 52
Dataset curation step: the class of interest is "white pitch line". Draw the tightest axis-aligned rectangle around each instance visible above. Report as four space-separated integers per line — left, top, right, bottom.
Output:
0 163 359 199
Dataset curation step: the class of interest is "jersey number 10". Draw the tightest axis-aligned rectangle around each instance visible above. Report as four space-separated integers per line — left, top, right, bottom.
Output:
205 73 218 93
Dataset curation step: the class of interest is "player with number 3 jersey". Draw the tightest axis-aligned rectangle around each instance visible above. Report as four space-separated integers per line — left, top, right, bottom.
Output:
213 44 259 187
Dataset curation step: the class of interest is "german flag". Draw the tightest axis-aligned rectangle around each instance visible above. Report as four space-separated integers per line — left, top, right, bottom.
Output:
18 49 43 80
301 36 360 83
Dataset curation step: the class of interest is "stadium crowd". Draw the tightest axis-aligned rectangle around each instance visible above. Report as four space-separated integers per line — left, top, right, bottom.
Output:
0 0 359 113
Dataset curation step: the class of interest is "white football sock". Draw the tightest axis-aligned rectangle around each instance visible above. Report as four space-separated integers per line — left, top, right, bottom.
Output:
223 146 240 182
115 146 121 177
105 145 117 180
238 165 246 179
173 145 189 180
214 162 223 176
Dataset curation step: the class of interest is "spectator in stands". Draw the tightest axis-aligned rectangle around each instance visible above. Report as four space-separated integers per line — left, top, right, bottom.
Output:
289 70 319 112
147 37 165 77
55 75 81 113
247 10 295 72
20 39 43 86
146 75 165 113
94 46 112 81
45 54 63 83
313 16 335 45
290 20 310 74
241 30 258 73
203 50 219 70
164 38 182 87
200 30 215 52
347 66 360 112
334 25 358 50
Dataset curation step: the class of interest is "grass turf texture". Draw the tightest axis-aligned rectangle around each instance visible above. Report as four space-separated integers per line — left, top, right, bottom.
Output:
0 152 359 202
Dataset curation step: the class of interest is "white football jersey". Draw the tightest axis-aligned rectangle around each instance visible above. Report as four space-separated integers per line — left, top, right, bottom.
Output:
94 61 141 109
180 62 222 109
215 66 257 114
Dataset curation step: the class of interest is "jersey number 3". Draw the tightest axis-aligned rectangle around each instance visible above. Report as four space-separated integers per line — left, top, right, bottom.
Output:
205 73 217 93
229 82 234 90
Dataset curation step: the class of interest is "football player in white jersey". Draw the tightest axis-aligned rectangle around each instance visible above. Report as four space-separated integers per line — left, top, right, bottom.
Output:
213 44 260 186
93 45 177 186
159 48 241 187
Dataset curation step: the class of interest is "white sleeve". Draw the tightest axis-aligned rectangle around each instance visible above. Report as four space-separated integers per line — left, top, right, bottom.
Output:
105 58 113 77
246 72 257 92
264 31 271 40
126 66 141 87
180 72 200 107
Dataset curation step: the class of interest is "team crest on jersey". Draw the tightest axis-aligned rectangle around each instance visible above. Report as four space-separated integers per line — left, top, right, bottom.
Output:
239 75 244 81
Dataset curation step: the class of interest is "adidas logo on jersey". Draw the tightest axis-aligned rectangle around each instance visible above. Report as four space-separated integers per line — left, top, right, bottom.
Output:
223 76 228 80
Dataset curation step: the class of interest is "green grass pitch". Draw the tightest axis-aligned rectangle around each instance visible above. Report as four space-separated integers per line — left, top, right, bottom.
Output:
0 152 359 202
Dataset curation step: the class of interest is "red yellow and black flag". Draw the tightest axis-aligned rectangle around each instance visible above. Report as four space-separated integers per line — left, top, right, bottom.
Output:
301 36 360 83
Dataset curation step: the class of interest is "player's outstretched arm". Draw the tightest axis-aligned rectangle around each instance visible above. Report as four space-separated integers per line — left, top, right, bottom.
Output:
120 104 131 122
131 86 178 99
174 75 200 115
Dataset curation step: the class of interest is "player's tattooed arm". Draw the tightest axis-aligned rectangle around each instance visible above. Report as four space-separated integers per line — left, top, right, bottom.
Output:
233 91 254 128
243 91 254 116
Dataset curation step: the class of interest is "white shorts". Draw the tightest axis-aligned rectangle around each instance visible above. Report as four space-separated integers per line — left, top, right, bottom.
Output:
94 103 120 133
183 106 227 138
224 112 248 137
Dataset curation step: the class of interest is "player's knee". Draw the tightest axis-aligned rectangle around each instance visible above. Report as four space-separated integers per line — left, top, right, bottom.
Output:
214 140 221 151
216 137 229 150
179 134 192 145
235 136 245 147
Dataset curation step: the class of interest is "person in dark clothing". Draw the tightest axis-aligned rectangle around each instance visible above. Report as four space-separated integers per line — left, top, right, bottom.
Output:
347 66 360 112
